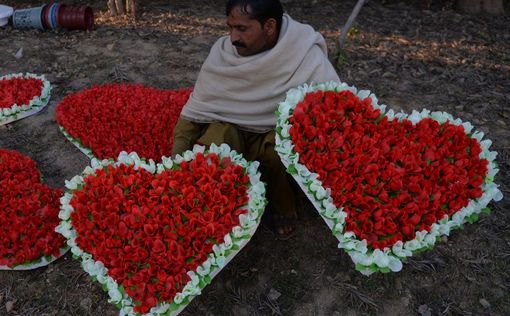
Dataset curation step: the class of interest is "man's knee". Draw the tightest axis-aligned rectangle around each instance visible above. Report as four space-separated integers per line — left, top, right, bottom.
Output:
256 131 282 168
197 122 243 152
172 118 205 156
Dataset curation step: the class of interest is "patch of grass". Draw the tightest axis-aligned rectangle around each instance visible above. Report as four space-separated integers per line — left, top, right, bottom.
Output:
347 24 360 38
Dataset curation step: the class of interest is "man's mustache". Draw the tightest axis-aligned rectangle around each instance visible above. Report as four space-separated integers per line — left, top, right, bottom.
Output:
232 41 247 48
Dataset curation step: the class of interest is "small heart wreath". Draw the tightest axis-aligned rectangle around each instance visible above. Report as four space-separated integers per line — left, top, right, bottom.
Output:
0 73 51 125
275 81 503 275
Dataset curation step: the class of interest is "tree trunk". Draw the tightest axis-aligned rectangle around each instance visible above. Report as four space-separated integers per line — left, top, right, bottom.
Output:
108 0 137 17
115 0 126 15
126 0 137 17
456 0 505 15
107 0 118 16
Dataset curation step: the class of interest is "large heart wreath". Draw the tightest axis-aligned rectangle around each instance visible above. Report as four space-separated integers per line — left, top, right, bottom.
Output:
56 84 192 161
0 149 68 270
56 144 266 315
0 73 51 125
275 81 503 275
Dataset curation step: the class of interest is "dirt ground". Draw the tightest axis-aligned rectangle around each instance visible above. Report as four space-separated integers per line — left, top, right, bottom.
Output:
1 0 509 315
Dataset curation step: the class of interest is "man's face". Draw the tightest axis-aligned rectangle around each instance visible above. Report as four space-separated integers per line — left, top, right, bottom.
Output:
227 6 276 56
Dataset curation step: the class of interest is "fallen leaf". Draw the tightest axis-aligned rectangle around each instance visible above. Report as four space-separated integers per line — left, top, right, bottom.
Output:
5 300 15 313
479 298 491 308
418 304 431 316
14 48 23 59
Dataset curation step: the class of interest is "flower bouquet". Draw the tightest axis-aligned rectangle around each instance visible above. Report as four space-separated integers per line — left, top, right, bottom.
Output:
0 149 68 270
0 73 51 125
56 84 192 161
56 144 266 315
275 81 503 275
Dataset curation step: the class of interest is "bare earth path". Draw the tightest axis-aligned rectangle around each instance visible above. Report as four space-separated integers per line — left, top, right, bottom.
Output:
0 0 509 315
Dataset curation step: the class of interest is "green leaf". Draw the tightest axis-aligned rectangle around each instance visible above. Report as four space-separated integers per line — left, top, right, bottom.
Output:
412 246 430 254
355 263 367 272
380 267 391 273
466 213 479 224
374 113 385 124
286 164 297 175
481 207 491 215
355 263 378 272
451 224 463 231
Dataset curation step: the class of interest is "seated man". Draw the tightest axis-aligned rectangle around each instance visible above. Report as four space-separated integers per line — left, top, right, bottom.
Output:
172 0 339 238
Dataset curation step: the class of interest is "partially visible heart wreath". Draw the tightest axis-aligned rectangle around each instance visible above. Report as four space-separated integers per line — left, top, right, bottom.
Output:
56 144 266 315
275 81 503 275
0 73 51 125
56 84 192 161
0 149 67 270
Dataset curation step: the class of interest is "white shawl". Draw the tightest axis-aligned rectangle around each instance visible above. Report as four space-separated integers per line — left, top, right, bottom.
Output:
180 14 340 132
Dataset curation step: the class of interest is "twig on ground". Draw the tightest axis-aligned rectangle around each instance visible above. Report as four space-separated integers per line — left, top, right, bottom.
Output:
110 64 129 82
258 293 283 316
328 276 378 312
226 286 247 304
407 257 445 273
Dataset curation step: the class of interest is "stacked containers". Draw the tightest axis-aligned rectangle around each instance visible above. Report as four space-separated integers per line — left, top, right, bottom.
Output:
41 3 61 30
58 5 94 30
12 2 93 31
12 4 46 30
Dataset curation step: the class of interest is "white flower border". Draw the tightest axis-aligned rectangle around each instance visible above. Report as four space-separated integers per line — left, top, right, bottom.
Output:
59 126 96 159
56 144 267 316
275 81 503 276
0 247 68 271
0 73 51 125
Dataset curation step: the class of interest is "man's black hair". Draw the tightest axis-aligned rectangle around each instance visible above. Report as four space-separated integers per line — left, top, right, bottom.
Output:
226 0 284 31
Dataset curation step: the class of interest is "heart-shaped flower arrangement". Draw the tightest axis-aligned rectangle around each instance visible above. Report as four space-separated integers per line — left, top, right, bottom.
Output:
56 144 266 315
0 73 51 125
275 81 503 275
56 84 192 161
0 149 67 270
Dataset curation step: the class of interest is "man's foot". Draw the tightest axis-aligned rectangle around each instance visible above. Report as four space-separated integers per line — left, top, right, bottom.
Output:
272 214 296 240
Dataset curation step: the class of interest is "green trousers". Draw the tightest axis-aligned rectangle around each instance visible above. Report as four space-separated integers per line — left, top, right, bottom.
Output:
172 117 297 218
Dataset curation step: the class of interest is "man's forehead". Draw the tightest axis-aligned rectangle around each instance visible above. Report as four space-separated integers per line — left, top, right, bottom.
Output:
230 4 252 16
228 5 253 19
227 7 256 25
